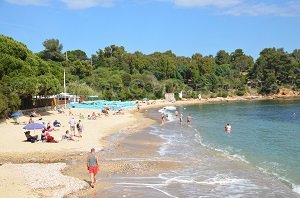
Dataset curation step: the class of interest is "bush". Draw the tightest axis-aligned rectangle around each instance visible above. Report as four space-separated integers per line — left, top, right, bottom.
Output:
235 89 245 96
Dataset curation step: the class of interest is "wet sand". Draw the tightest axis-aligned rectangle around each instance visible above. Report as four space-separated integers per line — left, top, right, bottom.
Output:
63 124 182 197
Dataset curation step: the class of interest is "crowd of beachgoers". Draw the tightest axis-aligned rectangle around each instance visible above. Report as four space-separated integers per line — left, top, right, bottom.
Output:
22 103 128 144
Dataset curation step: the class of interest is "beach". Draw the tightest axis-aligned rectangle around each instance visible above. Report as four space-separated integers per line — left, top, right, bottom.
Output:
0 96 299 197
0 107 154 197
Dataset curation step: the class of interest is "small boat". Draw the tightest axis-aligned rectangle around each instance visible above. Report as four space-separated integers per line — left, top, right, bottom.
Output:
164 106 176 111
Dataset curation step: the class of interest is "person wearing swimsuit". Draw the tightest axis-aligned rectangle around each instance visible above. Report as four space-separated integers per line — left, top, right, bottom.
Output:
87 148 99 188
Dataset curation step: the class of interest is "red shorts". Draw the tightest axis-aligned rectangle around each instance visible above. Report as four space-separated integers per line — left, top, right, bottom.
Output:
88 166 99 174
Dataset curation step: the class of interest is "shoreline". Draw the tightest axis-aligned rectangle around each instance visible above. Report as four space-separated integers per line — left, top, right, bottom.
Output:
1 96 300 197
0 109 155 198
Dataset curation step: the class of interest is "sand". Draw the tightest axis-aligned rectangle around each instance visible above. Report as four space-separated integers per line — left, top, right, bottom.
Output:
0 108 142 198
0 108 138 153
1 95 299 197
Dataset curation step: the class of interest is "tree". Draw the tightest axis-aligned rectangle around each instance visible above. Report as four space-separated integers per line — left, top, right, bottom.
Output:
38 38 64 61
66 50 88 61
215 50 230 65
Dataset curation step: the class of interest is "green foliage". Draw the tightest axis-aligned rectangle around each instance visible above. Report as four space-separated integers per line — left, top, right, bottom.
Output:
38 38 64 61
1 34 300 117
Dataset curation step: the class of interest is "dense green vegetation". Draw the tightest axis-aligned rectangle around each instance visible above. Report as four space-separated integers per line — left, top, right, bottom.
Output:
0 35 299 117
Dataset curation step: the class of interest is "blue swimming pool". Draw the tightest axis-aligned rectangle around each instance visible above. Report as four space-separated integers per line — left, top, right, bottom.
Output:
68 100 136 110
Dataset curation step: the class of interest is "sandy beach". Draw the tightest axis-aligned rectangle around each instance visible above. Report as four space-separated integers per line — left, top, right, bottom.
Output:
1 95 299 197
0 107 151 198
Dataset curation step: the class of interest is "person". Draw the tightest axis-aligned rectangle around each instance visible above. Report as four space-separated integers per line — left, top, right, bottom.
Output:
68 117 76 136
30 111 41 117
41 129 58 143
24 131 38 143
175 111 178 117
41 129 47 142
102 109 109 116
47 122 55 132
53 120 61 127
91 112 97 120
62 130 74 141
77 120 83 137
179 112 183 125
87 148 99 188
137 104 140 112
161 113 165 125
28 117 34 124
225 124 232 132
187 113 192 125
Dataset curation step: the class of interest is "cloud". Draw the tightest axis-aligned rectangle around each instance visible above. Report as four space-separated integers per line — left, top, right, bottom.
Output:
174 0 241 8
5 0 50 6
172 0 300 17
223 2 300 17
60 0 114 9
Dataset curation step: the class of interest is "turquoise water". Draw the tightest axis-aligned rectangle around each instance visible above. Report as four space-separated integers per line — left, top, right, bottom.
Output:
93 99 300 197
68 100 136 110
184 99 300 193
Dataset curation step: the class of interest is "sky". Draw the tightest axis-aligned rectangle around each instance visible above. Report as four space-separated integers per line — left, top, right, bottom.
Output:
1 0 300 59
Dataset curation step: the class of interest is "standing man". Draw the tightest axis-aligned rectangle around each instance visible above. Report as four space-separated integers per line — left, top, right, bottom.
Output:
77 120 83 137
87 148 99 188
68 117 76 136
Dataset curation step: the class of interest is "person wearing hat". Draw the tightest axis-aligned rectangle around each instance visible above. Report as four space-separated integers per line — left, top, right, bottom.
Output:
87 148 99 188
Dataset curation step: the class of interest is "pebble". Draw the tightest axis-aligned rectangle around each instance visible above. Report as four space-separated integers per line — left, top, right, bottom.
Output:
14 163 88 198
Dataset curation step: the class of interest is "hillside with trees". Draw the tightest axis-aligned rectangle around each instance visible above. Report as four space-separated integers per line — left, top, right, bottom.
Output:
0 35 299 118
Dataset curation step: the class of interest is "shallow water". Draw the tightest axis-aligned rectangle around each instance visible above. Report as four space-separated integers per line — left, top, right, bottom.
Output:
95 99 300 197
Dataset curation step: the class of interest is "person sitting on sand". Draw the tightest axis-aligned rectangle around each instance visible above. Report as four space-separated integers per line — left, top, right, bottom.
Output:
62 130 74 141
102 109 109 116
91 112 97 120
45 130 58 143
87 148 99 188
46 122 55 132
53 120 61 127
57 108 64 114
28 117 34 124
41 129 47 142
24 131 38 143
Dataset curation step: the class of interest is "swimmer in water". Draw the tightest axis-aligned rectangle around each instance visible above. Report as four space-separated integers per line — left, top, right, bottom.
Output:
187 113 192 126
161 113 165 125
179 112 183 126
175 111 178 117
225 123 232 132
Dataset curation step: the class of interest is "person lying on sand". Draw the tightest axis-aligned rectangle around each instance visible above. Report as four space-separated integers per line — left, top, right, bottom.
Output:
30 111 41 117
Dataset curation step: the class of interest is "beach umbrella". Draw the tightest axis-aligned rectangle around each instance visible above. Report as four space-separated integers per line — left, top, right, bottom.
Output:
23 123 45 130
11 112 22 117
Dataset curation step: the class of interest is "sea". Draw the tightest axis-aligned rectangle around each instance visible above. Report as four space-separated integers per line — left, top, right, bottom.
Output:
98 99 300 197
